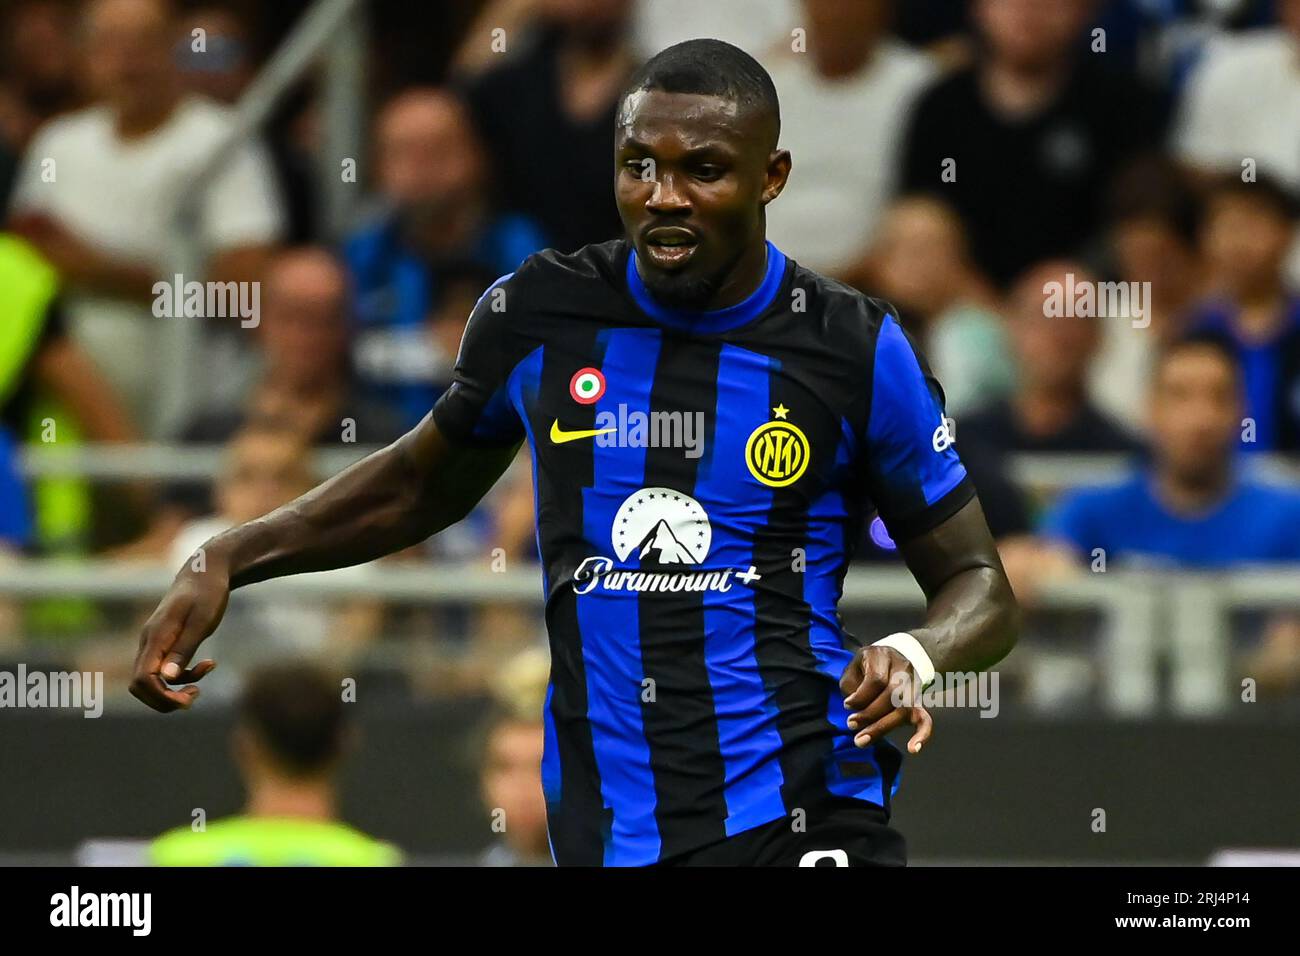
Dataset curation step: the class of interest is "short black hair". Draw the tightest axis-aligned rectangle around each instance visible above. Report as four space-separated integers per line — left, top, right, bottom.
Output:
1106 155 1201 244
1157 330 1242 384
619 39 780 147
1203 171 1299 221
239 662 347 776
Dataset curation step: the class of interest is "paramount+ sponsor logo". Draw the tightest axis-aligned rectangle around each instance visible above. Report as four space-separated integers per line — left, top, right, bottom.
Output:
572 487 762 595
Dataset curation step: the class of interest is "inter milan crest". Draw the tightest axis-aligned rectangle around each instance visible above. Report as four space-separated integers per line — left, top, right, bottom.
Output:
745 404 810 488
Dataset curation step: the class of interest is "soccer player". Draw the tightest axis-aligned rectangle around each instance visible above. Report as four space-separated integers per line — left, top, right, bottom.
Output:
132 39 1019 866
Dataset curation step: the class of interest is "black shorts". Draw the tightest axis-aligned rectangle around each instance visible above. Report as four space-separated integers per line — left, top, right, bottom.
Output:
657 798 907 867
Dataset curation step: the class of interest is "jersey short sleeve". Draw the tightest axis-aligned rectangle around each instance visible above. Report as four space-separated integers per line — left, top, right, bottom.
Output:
861 309 973 542
430 273 526 447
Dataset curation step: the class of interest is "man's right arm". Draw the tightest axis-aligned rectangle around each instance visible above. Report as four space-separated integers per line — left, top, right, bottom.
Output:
129 415 520 712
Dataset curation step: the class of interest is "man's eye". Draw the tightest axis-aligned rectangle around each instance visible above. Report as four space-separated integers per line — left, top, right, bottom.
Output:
694 165 724 181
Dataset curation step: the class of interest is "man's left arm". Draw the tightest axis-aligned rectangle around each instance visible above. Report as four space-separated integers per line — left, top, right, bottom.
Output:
840 499 1019 751
842 306 1019 751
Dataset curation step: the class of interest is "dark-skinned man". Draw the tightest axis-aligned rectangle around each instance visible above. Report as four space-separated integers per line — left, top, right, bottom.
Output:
132 39 1019 867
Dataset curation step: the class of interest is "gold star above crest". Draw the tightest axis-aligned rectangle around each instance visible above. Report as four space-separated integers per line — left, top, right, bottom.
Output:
772 404 790 420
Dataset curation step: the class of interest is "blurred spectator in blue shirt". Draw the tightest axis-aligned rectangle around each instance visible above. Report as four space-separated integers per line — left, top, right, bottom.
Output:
1184 175 1300 453
0 425 32 551
343 88 546 430
1041 334 1300 569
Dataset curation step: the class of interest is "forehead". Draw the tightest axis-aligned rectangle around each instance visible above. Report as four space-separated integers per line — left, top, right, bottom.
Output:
1159 348 1236 386
617 89 757 152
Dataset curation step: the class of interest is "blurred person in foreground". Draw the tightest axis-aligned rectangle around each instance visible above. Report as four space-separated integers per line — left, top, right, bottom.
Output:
476 647 552 866
1184 175 1300 453
131 39 1018 867
344 88 546 430
456 0 635 252
900 0 1165 288
761 0 938 279
960 261 1142 456
151 661 400 866
7 0 284 434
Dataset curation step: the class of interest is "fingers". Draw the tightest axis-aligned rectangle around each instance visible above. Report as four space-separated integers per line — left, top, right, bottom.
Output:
906 707 934 754
853 705 933 750
160 599 222 680
847 669 920 730
837 655 862 697
841 647 893 710
853 705 907 747
128 672 203 713
166 659 217 684
130 588 220 713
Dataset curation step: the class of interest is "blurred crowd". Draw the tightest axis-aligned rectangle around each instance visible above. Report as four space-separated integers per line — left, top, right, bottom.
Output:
2 0 1300 699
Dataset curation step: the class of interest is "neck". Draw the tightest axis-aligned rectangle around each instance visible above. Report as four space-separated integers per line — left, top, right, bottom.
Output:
264 373 337 402
706 240 770 311
245 777 336 821
1155 463 1231 514
1015 381 1084 435
114 90 181 139
811 40 877 80
405 200 485 257
560 26 625 65
1233 288 1286 333
982 57 1069 117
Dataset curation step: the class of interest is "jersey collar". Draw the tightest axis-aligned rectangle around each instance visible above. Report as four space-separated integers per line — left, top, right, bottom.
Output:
625 240 786 334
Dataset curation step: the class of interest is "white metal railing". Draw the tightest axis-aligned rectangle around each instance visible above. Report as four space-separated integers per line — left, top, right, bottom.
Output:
19 445 1300 497
160 0 368 436
1 562 1294 716
18 443 383 482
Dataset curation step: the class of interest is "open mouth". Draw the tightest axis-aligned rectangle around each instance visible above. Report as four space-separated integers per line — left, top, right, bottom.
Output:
643 227 699 269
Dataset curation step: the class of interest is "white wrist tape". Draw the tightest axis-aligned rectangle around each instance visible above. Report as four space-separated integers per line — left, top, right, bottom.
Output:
871 632 936 688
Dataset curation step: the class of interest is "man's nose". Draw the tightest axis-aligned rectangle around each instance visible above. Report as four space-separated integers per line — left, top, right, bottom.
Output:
647 172 690 213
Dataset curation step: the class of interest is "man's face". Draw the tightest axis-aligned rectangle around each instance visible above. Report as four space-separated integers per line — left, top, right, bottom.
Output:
1150 347 1241 481
538 0 631 38
1282 0 1300 43
482 721 548 850
1200 194 1293 298
218 434 314 524
873 199 967 316
378 95 483 216
615 89 787 308
260 254 350 386
802 0 890 71
1008 266 1099 391
84 0 176 115
974 0 1092 71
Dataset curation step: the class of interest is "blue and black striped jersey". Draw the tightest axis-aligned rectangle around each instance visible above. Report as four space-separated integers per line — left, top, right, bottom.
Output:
432 239 972 866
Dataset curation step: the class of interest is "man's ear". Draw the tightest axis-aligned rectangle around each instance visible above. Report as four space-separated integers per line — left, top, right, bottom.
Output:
762 149 792 205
